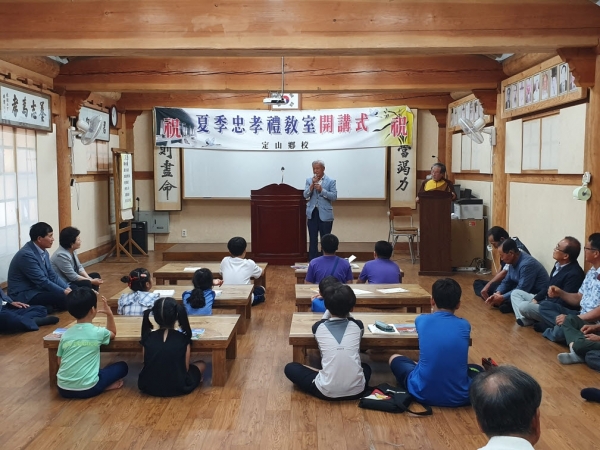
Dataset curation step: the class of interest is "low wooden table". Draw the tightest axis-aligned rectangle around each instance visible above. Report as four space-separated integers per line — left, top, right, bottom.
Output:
109 284 253 334
43 314 240 387
289 312 421 363
294 262 404 284
154 262 268 289
294 284 431 313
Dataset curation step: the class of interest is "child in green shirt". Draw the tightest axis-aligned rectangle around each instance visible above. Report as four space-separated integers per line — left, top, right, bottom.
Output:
57 288 128 399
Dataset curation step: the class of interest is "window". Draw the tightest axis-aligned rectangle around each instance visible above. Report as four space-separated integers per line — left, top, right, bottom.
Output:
522 114 559 171
0 126 38 283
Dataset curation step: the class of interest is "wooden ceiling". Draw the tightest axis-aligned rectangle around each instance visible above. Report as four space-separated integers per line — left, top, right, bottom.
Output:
1 0 599 110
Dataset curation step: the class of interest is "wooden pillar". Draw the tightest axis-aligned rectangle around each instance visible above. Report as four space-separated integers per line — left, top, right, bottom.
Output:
55 95 71 230
429 109 451 180
585 53 600 239
492 92 507 229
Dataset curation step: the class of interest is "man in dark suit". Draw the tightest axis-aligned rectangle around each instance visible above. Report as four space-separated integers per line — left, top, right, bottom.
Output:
511 236 584 327
7 222 71 312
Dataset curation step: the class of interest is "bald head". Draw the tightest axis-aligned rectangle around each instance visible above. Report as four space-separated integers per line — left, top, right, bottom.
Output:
470 366 541 443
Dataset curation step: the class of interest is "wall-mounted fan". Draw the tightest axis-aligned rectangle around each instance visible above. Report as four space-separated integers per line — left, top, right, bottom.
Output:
459 117 496 146
68 115 102 147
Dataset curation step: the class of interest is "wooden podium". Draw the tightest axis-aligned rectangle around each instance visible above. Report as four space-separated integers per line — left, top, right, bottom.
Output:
250 183 307 264
418 190 453 275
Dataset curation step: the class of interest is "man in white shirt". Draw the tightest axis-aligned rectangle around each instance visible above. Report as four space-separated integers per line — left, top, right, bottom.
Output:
470 366 541 450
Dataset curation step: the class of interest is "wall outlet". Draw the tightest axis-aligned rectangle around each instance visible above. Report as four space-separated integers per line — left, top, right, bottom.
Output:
181 229 187 237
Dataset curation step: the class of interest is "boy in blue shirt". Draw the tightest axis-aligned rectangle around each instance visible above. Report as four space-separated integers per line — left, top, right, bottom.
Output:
389 278 481 407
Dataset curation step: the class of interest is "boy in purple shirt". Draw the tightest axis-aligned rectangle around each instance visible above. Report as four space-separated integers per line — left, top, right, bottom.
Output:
357 241 402 284
305 234 353 284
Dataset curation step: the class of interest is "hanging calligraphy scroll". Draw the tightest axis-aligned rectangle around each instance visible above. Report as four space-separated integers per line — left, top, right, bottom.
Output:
154 146 182 211
389 110 418 208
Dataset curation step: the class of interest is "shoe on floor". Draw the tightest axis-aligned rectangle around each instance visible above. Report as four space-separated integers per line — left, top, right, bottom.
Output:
558 350 585 365
533 322 550 333
516 318 533 327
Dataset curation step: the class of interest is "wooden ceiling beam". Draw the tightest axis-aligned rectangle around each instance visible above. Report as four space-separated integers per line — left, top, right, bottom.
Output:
1 1 599 56
55 56 504 93
502 53 557 76
557 47 598 88
0 56 60 78
472 89 499 115
117 92 453 111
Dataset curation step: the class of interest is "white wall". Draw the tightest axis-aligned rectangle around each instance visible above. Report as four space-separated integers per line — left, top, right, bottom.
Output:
417 110 439 170
37 124 59 228
508 182 586 270
71 180 113 253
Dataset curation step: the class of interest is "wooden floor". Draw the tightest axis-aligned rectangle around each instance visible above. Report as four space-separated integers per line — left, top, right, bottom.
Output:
1 250 599 450
162 242 385 262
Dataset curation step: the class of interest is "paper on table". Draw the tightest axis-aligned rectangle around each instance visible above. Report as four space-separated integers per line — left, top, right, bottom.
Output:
350 263 360 269
367 324 400 335
154 289 175 297
351 288 371 295
214 290 222 297
377 287 409 294
348 255 357 263
183 267 202 272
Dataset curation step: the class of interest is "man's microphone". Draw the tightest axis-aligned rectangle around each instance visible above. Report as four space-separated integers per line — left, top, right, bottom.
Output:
281 167 285 184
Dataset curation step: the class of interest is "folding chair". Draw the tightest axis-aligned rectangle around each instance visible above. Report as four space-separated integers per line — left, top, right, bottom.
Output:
387 207 419 264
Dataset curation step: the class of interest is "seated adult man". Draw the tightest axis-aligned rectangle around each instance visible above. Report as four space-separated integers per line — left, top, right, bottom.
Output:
511 236 584 327
357 241 402 284
539 233 600 344
485 239 548 314
305 234 353 285
0 289 58 333
8 222 71 312
549 234 600 365
470 365 542 450
473 226 530 300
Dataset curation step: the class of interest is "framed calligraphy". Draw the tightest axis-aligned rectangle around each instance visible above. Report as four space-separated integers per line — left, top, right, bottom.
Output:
154 146 182 211
0 82 52 132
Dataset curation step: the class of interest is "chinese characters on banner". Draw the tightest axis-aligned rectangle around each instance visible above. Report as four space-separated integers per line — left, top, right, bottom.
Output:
120 153 134 216
154 146 182 211
390 111 417 208
0 83 52 132
154 106 413 151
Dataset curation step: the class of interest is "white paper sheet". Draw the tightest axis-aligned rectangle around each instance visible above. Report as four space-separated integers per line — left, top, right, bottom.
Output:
377 287 409 294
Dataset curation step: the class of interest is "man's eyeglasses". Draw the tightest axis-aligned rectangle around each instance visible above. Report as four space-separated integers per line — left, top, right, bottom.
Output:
584 247 599 252
554 245 567 253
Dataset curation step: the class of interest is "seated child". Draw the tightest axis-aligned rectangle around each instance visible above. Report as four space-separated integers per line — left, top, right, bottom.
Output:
284 284 371 400
357 241 402 284
220 236 265 305
138 297 205 397
118 268 159 315
56 288 128 399
305 234 353 285
182 268 218 316
389 278 481 407
311 275 339 313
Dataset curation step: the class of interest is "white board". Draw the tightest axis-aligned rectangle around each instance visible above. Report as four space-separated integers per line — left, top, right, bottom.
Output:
183 147 387 199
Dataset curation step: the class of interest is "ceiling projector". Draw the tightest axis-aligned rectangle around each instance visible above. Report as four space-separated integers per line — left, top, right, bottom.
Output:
263 95 286 104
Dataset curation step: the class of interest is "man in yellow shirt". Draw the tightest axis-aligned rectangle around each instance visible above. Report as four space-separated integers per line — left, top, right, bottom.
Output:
416 163 457 203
